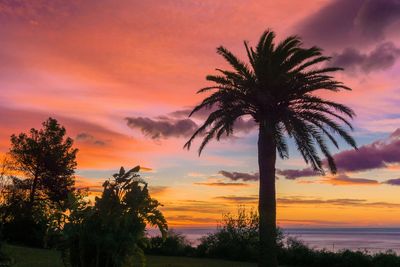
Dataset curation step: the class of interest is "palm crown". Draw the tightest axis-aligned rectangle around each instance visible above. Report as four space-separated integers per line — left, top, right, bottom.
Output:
184 30 357 174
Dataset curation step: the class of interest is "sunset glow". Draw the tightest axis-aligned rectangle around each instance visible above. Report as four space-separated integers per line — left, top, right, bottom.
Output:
2 0 400 228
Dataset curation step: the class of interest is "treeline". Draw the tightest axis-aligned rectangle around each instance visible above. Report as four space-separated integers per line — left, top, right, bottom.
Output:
0 118 167 267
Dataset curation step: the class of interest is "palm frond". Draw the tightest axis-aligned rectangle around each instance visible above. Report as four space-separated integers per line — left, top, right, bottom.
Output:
185 29 356 175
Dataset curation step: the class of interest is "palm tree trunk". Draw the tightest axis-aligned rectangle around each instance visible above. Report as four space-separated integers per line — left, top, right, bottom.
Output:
258 124 278 267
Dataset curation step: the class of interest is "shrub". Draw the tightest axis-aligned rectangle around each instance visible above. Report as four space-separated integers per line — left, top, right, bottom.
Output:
62 166 167 267
145 230 195 256
372 251 400 267
196 207 283 262
279 237 400 267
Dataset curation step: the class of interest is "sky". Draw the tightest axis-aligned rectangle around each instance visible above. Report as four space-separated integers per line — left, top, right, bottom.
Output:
1 0 400 228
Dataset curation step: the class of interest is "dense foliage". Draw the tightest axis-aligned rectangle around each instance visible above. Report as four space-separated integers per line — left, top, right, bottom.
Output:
145 230 195 257
279 237 400 267
0 118 79 247
62 166 168 267
198 208 261 261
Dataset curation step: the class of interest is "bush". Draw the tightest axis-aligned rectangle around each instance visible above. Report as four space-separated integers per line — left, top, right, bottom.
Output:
196 207 283 262
278 237 400 267
197 223 400 267
372 251 400 267
2 217 46 247
62 166 168 267
145 230 195 256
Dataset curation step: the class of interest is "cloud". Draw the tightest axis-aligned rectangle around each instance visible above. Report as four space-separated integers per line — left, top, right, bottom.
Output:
330 42 400 73
169 107 213 120
297 0 400 48
161 200 228 214
214 195 258 203
165 215 217 224
148 185 169 195
292 174 380 186
279 218 352 227
277 196 400 208
279 128 400 179
0 0 83 26
0 105 151 169
127 108 256 140
334 129 400 172
126 116 198 139
218 170 259 181
139 166 153 172
76 132 108 146
383 178 400 186
194 181 249 187
75 176 104 193
355 0 400 40
277 168 318 180
320 174 379 186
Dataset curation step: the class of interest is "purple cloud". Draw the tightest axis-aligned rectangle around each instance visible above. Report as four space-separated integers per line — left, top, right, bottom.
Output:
219 170 259 181
330 42 400 73
383 178 400 186
171 107 256 132
126 116 198 139
127 107 256 139
76 132 108 146
277 168 318 180
297 0 400 49
280 128 400 179
169 107 214 120
194 181 249 187
334 129 400 172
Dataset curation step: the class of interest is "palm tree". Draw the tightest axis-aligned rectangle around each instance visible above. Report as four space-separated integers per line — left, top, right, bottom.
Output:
184 30 357 267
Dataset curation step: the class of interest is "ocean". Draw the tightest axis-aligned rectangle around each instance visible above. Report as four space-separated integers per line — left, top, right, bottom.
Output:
157 228 400 253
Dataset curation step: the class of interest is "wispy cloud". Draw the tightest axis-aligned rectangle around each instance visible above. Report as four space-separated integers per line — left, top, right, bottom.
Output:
297 0 400 49
214 195 258 203
161 200 228 214
149 185 169 195
279 129 400 180
329 42 400 74
218 170 259 181
383 178 400 186
320 174 379 186
277 196 400 208
194 181 249 187
126 116 197 139
76 132 109 146
126 108 256 140
277 168 318 180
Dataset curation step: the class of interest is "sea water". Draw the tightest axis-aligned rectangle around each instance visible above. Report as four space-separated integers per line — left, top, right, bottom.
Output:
150 228 400 253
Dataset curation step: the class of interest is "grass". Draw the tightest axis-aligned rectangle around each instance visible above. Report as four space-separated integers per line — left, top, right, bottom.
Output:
3 244 62 267
146 255 256 267
3 244 258 267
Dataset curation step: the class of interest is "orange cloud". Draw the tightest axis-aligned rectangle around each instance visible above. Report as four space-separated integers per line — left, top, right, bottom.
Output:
194 182 250 187
320 175 379 186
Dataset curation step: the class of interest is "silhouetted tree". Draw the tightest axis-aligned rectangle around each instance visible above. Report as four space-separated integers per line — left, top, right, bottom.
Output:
185 30 356 267
9 117 78 212
1 118 78 246
62 166 168 267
